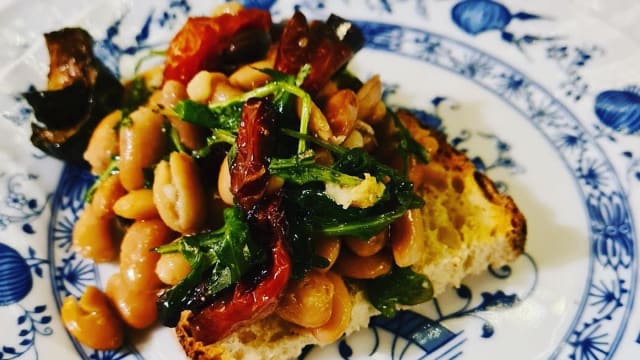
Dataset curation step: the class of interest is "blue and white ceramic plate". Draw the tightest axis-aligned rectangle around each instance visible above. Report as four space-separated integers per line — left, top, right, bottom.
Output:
1 0 639 359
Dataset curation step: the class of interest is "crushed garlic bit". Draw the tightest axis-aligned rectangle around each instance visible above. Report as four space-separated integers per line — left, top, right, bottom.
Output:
325 173 385 209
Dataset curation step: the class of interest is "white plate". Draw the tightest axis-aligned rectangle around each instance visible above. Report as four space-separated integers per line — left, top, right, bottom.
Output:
1 0 639 359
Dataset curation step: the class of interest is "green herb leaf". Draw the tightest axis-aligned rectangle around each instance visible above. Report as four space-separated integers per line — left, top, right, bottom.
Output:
174 99 243 131
269 152 362 187
155 206 265 326
257 68 296 83
319 206 407 237
191 128 237 159
285 187 410 239
279 131 424 240
365 266 433 318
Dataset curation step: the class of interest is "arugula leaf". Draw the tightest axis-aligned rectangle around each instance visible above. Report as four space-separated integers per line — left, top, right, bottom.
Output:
258 68 296 83
258 64 309 94
269 151 362 187
286 187 411 239
319 205 408 237
260 68 296 114
174 67 313 155
365 266 433 318
210 68 313 153
155 206 265 326
174 99 243 131
279 130 424 239
191 129 237 159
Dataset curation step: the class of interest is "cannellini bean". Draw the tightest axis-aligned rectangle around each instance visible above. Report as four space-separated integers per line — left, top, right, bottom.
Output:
324 89 358 140
156 251 192 286
72 206 118 262
139 64 164 90
341 129 364 149
345 230 388 257
310 272 352 344
113 189 158 220
106 273 158 329
119 219 173 291
155 80 205 150
314 237 341 272
119 106 167 191
217 155 234 206
83 110 121 175
153 152 207 233
299 98 340 144
186 71 237 104
186 71 226 103
276 270 335 328
391 208 425 267
229 58 274 90
370 101 387 123
357 75 383 122
90 174 126 218
211 82 243 104
61 286 124 350
354 120 378 152
333 249 393 279
212 1 243 16
355 119 375 136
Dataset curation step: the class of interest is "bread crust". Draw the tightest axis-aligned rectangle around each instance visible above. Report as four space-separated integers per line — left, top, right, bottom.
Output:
175 110 527 359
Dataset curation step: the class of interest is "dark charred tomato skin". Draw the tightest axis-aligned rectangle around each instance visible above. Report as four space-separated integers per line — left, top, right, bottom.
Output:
302 21 353 94
189 197 291 344
230 98 278 212
274 11 361 94
163 9 271 84
274 11 310 78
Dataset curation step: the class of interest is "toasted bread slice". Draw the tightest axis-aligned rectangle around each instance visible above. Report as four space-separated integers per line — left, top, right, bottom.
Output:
175 110 527 360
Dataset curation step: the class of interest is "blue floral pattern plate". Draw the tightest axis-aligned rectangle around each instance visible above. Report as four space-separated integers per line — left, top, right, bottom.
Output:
1 0 639 359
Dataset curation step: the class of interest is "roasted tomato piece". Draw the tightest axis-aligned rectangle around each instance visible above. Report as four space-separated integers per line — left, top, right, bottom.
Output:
230 98 279 211
274 11 310 78
187 95 292 344
189 196 291 344
163 9 271 84
274 12 364 94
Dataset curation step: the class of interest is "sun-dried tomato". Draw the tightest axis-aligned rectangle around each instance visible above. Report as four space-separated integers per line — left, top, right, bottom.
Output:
229 97 278 211
189 196 291 344
274 11 364 94
163 9 271 84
